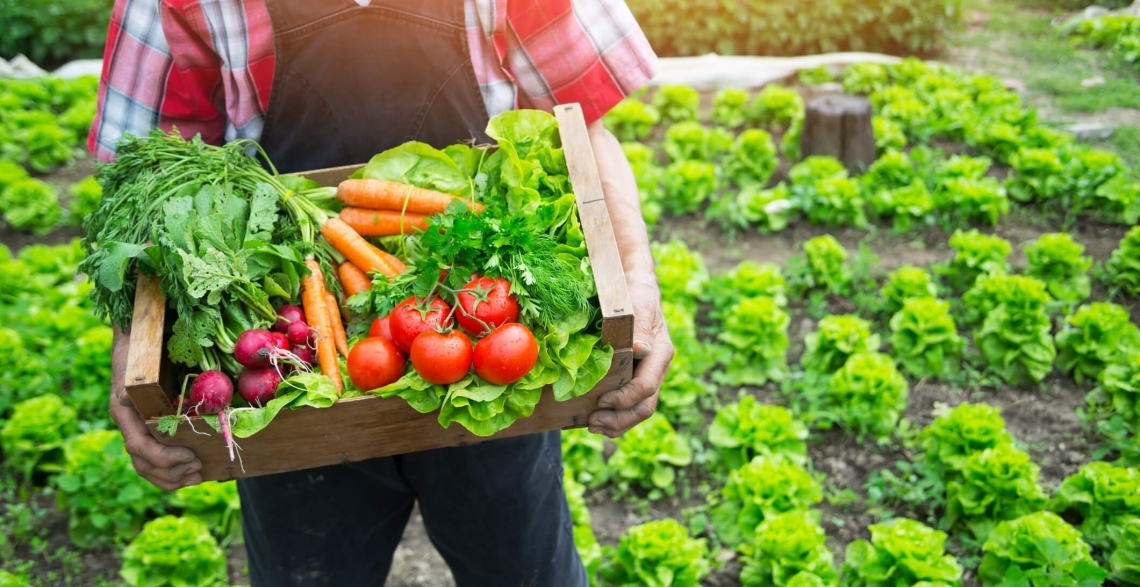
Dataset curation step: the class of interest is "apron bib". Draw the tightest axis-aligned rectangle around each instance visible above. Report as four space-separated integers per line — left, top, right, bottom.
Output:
259 0 492 173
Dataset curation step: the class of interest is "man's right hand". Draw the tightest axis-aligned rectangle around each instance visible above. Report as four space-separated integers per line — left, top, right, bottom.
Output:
111 328 202 491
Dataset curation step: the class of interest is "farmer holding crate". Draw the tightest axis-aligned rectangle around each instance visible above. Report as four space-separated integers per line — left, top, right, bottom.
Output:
91 0 671 584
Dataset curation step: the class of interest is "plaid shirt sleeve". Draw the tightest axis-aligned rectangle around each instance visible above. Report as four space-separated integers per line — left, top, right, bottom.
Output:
494 0 659 125
88 0 229 162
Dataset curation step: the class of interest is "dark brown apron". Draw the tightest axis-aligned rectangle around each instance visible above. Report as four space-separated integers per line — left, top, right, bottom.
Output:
258 0 492 174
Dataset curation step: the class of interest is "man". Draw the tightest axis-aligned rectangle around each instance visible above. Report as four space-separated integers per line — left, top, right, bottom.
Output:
93 0 672 584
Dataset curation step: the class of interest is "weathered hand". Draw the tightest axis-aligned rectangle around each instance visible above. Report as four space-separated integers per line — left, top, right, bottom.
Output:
110 329 202 491
588 273 673 438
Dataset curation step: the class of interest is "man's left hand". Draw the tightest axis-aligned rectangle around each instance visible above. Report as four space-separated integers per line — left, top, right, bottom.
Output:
588 273 673 438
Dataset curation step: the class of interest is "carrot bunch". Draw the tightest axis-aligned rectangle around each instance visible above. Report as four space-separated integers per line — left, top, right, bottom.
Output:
334 178 484 239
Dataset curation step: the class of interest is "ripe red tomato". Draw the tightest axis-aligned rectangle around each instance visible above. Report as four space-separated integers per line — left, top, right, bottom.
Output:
389 296 453 353
369 315 393 340
473 323 538 385
410 330 472 385
346 337 406 391
456 277 520 337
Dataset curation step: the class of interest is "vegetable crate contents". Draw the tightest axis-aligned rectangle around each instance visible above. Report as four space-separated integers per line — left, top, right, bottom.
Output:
105 104 633 481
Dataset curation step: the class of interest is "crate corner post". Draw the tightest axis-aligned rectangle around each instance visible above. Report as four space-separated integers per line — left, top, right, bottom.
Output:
125 272 175 420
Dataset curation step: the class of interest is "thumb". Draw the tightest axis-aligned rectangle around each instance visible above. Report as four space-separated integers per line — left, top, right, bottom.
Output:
632 310 656 360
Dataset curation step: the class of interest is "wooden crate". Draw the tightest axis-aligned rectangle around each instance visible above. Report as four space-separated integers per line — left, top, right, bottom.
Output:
124 104 635 481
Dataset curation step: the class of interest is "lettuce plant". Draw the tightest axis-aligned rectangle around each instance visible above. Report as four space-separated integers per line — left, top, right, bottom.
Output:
945 444 1049 541
652 85 700 124
604 98 660 141
873 116 908 153
935 154 992 182
1056 302 1140 385
979 512 1106 587
740 511 839 587
789 158 867 227
782 115 805 160
662 122 733 162
120 515 228 587
562 427 607 487
54 430 166 548
0 160 28 193
798 66 835 86
919 402 1015 478
735 184 796 233
0 178 62 234
961 274 1047 327
1106 226 1140 297
599 518 710 587
802 315 881 377
714 296 790 387
709 396 808 471
712 88 749 129
842 518 962 587
801 235 850 296
863 151 918 191
662 160 718 214
169 481 241 544
970 274 1057 385
933 177 1010 227
1086 174 1140 226
704 261 788 319
890 297 963 380
565 476 603 578
727 129 778 187
824 353 909 441
711 456 823 548
653 240 709 310
608 413 693 497
880 266 937 315
943 229 1011 292
1086 351 1140 436
870 182 934 234
1006 147 1066 203
664 301 715 373
1049 462 1140 556
1 394 77 483
660 303 716 423
1026 233 1092 303
748 85 804 131
623 142 664 226
843 62 890 95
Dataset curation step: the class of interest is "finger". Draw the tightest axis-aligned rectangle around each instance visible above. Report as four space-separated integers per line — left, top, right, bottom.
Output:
589 395 658 438
597 340 673 410
110 400 198 469
632 312 656 360
130 451 203 484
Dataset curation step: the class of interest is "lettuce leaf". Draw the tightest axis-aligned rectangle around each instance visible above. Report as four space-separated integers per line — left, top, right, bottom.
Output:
361 141 472 199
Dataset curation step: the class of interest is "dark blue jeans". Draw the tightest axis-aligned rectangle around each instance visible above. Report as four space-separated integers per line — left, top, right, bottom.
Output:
236 431 586 587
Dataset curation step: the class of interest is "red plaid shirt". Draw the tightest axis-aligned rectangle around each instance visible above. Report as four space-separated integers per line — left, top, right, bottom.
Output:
89 0 658 162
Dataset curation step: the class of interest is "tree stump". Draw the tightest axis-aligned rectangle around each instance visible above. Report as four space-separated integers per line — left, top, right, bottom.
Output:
800 94 876 173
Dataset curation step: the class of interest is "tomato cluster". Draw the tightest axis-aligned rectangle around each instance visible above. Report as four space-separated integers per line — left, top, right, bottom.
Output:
346 277 539 391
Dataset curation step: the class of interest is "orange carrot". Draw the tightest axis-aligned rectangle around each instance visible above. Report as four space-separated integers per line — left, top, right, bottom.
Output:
302 260 342 393
339 207 431 236
338 262 372 297
320 218 398 277
338 178 484 214
364 241 407 275
324 290 349 358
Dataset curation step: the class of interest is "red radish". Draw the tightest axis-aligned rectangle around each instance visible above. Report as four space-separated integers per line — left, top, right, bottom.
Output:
287 320 311 345
291 344 314 366
274 305 305 333
235 329 286 369
188 370 233 415
238 368 282 406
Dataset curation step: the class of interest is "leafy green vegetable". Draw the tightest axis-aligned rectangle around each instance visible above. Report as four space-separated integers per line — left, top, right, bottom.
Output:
873 116 908 153
1 394 77 483
120 516 228 587
714 296 790 387
1106 226 1140 297
709 396 808 471
66 176 103 227
870 182 934 234
880 265 937 315
740 511 838 587
789 158 867 228
604 98 661 141
658 303 715 423
1026 233 1092 304
802 315 881 377
919 402 1015 479
653 240 709 310
651 85 700 124
170 481 242 544
945 444 1049 542
704 261 788 319
1085 174 1140 226
890 297 963 380
662 122 732 162
1086 351 1140 438
799 235 850 296
979 512 1106 587
711 456 822 548
823 353 908 441
863 150 918 191
748 85 804 131
842 518 962 587
969 274 1057 385
564 475 602 579
661 159 718 214
0 160 28 193
1050 461 1140 560
0 177 61 234
1006 147 1066 203
712 88 750 129
54 430 165 548
599 518 710 587
798 66 836 86
843 63 891 95
942 229 1011 292
1057 303 1140 385
562 428 607 487
727 129 779 187
607 413 693 497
